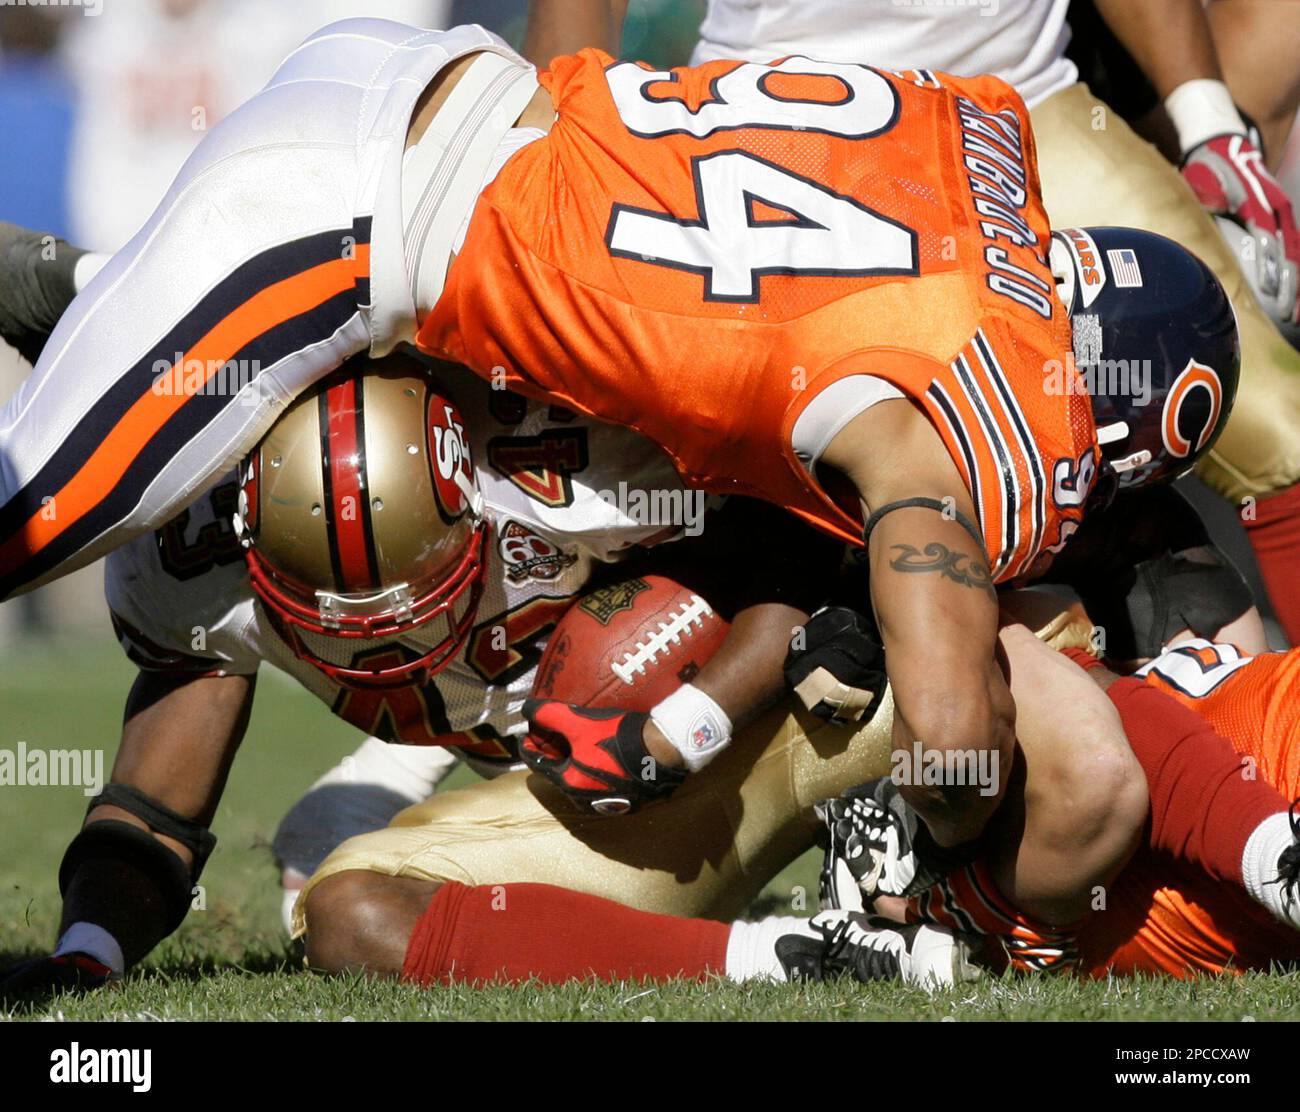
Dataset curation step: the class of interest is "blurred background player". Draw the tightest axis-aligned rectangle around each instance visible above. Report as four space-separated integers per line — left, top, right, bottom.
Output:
0 0 451 643
62 0 452 254
523 0 1300 646
1067 0 1300 328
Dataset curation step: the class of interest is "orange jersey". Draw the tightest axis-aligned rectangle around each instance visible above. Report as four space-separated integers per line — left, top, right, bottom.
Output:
420 50 1098 579
1079 642 1300 977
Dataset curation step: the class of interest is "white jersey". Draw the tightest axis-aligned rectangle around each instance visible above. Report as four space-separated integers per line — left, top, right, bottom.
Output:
63 1 453 253
105 366 690 778
693 0 1078 109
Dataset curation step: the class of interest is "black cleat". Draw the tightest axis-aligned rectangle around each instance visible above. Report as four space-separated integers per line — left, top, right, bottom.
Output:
1 952 118 1005
773 932 833 982
1270 798 1300 919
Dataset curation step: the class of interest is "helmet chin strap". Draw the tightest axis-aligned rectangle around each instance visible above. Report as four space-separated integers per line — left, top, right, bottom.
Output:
455 469 484 518
1096 420 1129 445
1096 419 1153 475
1048 234 1076 312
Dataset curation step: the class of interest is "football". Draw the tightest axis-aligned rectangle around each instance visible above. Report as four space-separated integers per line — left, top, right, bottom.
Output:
532 575 730 710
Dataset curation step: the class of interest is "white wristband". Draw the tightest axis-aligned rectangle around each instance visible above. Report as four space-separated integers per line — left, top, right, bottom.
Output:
1165 78 1247 155
650 683 733 773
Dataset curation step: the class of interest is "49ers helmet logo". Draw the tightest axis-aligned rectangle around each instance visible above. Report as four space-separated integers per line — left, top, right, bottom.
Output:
428 398 474 523
1161 359 1224 460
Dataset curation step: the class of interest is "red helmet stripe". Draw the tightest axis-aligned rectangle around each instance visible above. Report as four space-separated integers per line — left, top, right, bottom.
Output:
321 378 379 592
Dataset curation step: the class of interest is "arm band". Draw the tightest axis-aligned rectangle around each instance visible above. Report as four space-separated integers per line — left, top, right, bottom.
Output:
862 497 985 552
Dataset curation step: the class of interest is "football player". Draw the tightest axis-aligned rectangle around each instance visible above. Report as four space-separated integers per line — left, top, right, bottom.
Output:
1202 0 1300 179
0 352 840 998
1078 638 1300 977
2 353 1246 995
290 599 1300 991
282 462 1278 989
287 479 1266 982
1074 1 1300 330
0 20 1239 860
0 213 1214 943
818 628 1300 983
523 0 1300 642
289 588 1137 986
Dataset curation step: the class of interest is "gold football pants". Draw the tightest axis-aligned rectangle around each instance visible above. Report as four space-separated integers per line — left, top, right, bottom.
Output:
1031 82 1300 503
292 595 1098 939
293 693 896 936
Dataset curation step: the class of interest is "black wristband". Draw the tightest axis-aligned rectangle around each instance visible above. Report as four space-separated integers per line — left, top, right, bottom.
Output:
862 497 985 552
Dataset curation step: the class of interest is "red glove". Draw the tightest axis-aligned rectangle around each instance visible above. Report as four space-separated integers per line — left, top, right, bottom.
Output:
1182 132 1300 325
520 700 686 814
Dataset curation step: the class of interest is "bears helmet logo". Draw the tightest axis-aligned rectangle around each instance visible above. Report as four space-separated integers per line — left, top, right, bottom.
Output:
1161 359 1224 460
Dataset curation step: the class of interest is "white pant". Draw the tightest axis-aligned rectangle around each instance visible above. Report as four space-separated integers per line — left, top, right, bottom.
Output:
0 19 517 599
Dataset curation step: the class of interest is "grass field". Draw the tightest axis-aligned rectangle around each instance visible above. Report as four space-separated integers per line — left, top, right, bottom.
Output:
3 633 1298 1022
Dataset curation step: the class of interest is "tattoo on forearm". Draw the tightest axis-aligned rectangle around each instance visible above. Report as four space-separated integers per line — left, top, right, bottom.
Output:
888 542 995 596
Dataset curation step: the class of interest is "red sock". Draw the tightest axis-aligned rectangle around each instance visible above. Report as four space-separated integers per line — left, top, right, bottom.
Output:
401 881 731 986
1107 678 1289 883
1242 481 1300 645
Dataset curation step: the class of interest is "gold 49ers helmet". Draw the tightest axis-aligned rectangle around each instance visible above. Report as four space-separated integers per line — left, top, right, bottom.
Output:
234 353 487 688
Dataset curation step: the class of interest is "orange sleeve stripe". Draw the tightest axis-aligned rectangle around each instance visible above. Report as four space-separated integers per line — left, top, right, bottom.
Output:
0 246 370 570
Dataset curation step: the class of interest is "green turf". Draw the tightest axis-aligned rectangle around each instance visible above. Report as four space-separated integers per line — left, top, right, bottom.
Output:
11 963 1300 1023
3 635 1298 1022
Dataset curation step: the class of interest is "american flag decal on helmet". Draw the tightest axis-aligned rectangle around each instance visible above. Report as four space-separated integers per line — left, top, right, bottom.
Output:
1107 248 1144 288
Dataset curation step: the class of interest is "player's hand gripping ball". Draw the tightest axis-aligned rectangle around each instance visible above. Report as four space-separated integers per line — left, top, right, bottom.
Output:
520 700 684 815
526 575 729 813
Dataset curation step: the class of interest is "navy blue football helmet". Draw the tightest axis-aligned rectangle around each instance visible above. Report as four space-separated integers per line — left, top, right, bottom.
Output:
1049 226 1240 496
